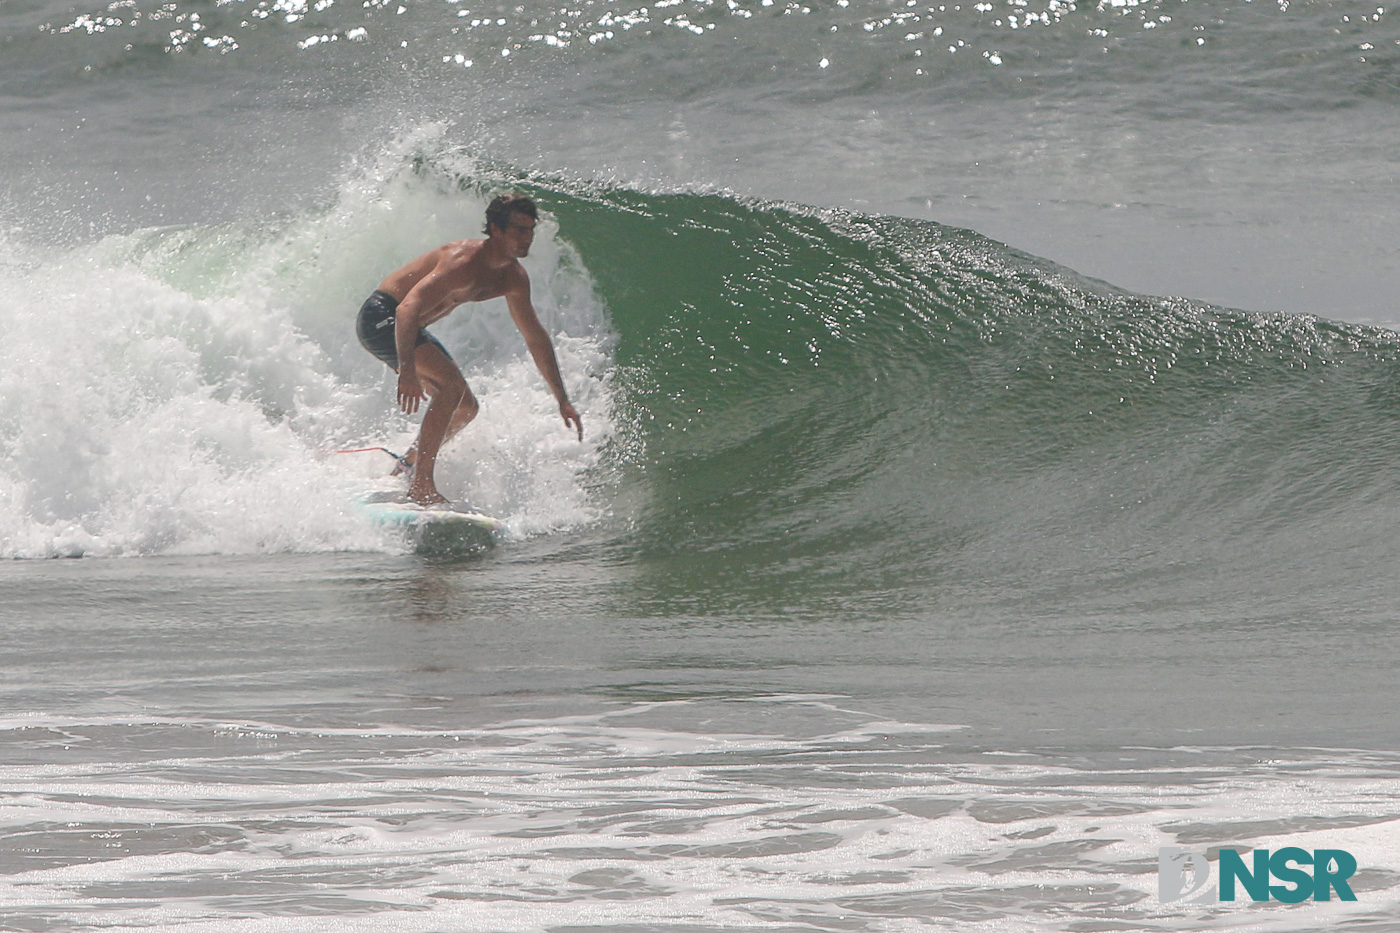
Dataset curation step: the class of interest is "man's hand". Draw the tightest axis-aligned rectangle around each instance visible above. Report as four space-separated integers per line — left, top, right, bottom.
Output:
398 368 426 415
560 401 583 441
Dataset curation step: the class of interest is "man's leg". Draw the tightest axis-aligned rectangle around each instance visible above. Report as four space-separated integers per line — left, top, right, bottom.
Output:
443 387 480 444
405 341 475 505
399 363 479 482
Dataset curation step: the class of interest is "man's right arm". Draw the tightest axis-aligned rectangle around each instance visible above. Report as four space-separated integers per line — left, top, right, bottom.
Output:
393 266 455 413
393 293 426 414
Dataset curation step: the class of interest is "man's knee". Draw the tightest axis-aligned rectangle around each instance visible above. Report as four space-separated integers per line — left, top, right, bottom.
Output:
457 391 479 420
436 378 467 409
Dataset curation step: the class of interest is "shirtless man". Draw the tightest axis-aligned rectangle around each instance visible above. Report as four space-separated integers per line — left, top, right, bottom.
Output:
356 194 582 505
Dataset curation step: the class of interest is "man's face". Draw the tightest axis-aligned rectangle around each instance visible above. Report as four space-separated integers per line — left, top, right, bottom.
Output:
497 214 536 257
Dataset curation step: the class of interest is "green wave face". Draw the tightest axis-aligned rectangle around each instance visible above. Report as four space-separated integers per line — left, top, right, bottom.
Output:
539 180 1400 615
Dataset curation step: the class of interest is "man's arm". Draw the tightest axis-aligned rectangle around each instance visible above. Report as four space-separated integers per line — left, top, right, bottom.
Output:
506 274 583 441
393 264 456 415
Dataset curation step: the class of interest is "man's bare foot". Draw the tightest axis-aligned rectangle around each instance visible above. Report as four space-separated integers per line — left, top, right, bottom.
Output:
407 486 451 507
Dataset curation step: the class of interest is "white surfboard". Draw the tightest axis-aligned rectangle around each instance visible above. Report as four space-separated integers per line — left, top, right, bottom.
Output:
359 490 504 554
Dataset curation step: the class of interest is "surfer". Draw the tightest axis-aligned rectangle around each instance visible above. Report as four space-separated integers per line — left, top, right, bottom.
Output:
356 193 582 505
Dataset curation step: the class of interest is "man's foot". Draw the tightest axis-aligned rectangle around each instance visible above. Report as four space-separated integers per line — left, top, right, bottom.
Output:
407 486 451 507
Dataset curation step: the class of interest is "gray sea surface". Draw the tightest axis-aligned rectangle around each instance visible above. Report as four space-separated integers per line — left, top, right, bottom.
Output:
3 553 1400 929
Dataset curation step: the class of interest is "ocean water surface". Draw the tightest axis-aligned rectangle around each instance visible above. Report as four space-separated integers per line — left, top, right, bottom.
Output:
2 0 1399 928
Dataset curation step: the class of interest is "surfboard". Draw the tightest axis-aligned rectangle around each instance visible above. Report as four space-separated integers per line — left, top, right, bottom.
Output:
358 490 504 555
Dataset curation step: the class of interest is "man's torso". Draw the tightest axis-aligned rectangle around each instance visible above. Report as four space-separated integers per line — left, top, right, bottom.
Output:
377 239 522 325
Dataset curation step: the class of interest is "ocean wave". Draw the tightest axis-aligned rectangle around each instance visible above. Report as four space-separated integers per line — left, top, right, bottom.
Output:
520 171 1400 610
6 145 1400 595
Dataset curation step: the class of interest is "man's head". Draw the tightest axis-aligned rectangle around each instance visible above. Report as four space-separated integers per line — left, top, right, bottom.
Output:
484 194 538 257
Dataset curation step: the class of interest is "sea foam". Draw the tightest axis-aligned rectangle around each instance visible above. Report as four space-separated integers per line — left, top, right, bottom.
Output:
0 141 615 557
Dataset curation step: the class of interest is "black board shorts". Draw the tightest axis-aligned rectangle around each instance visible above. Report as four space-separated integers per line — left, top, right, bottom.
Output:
356 290 453 370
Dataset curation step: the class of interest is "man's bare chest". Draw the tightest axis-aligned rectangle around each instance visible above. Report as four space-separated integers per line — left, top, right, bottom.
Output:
445 268 510 306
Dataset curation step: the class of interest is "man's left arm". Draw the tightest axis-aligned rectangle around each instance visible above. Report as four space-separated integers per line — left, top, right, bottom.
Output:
506 275 583 441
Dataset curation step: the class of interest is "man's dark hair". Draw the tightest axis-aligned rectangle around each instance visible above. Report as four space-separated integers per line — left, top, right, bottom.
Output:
484 194 538 235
